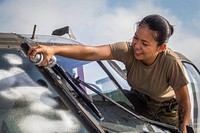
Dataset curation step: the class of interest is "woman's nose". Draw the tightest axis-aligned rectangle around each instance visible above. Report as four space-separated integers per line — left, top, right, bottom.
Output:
133 39 141 49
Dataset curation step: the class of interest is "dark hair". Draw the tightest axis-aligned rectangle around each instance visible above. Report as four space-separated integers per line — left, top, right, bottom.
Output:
137 14 174 46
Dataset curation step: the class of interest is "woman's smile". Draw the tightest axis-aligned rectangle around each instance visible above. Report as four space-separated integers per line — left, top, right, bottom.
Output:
134 49 143 57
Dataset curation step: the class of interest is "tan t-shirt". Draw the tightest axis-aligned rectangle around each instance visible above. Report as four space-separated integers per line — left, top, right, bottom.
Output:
109 42 188 102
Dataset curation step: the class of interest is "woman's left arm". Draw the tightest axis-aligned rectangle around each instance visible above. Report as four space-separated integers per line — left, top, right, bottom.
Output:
174 85 191 133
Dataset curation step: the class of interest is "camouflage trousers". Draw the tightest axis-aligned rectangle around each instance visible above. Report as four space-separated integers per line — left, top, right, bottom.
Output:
123 89 179 127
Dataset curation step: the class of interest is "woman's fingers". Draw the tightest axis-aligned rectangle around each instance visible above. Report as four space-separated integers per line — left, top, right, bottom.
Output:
27 45 50 66
28 45 41 57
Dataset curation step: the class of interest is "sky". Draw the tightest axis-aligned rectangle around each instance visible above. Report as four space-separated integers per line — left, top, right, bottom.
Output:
0 0 200 69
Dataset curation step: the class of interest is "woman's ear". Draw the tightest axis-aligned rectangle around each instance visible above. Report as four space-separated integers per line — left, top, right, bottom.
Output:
158 44 166 53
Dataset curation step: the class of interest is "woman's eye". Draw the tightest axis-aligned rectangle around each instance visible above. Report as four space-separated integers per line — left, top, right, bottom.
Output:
134 36 138 39
143 43 148 46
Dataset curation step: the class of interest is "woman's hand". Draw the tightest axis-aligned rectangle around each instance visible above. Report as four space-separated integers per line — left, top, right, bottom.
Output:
28 45 55 66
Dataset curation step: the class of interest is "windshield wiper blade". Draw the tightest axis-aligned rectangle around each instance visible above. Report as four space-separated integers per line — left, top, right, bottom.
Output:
52 64 104 120
73 77 181 133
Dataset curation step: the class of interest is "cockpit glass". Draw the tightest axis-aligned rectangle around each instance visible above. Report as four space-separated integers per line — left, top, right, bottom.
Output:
183 62 200 132
0 50 87 133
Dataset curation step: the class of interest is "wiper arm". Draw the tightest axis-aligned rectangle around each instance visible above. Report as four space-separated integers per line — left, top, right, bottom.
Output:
73 74 181 133
52 64 104 120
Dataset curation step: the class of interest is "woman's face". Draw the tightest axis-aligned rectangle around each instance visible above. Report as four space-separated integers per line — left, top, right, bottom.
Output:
132 25 164 65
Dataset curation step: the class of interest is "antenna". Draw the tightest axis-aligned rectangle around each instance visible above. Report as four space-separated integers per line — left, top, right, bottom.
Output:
31 25 36 39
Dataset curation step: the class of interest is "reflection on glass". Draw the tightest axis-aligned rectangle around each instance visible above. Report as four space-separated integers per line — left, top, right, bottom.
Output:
0 50 87 133
183 63 200 132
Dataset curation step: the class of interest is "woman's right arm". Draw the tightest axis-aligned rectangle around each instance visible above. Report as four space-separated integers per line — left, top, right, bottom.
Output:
28 44 113 66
